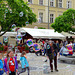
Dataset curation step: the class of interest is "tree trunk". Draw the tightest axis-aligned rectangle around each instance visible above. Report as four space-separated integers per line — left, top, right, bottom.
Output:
0 24 12 37
0 26 2 33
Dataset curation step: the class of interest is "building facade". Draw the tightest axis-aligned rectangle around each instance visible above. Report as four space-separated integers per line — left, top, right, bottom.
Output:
24 0 75 28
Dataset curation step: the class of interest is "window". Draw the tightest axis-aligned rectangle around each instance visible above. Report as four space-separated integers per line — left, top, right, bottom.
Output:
50 14 54 23
58 0 62 8
28 0 32 4
50 0 54 7
67 1 71 9
39 0 43 5
39 13 43 23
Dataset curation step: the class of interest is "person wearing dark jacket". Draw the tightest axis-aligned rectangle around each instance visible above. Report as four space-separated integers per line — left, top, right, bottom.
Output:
56 40 60 52
47 41 58 72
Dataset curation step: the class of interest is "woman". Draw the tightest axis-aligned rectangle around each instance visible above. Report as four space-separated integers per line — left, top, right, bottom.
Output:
4 50 18 75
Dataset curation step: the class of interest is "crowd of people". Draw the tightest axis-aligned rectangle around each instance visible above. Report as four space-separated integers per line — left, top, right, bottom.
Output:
33 39 75 72
0 39 75 75
34 39 75 56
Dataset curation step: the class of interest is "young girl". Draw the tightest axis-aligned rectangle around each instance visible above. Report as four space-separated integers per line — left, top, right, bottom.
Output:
18 51 29 75
0 54 4 75
4 50 18 75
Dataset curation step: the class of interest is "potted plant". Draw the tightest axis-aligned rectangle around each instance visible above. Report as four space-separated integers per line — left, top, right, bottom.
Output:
25 45 29 53
0 45 4 53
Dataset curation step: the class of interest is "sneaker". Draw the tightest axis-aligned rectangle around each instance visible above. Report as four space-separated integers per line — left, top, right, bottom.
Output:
44 59 47 62
51 70 53 72
55 69 58 72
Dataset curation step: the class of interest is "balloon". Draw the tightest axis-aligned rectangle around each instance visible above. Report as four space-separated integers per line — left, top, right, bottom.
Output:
12 24 16 28
17 35 22 41
47 45 50 49
33 43 40 52
66 44 73 52
19 12 23 17
26 22 29 26
5 9 8 13
4 37 8 43
26 39 33 47
41 49 44 52
17 40 20 44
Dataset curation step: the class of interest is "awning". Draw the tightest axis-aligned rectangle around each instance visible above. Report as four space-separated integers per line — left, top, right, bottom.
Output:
18 28 65 39
61 32 75 38
1 32 17 37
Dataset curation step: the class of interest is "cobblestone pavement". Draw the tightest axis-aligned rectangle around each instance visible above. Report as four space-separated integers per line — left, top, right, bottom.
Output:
4 53 75 75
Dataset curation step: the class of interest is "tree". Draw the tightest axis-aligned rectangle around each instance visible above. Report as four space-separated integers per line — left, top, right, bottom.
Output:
38 27 46 29
51 9 75 33
0 0 37 36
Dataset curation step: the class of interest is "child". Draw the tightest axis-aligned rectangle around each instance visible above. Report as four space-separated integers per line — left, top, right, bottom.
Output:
0 54 4 75
4 50 18 75
18 51 29 75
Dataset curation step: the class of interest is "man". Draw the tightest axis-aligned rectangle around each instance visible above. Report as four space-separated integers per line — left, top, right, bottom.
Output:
47 41 58 72
56 40 60 52
65 39 68 46
38 39 43 56
43 41 47 56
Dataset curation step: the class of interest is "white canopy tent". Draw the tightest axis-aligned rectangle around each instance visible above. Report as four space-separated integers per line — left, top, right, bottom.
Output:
18 28 65 39
1 32 17 37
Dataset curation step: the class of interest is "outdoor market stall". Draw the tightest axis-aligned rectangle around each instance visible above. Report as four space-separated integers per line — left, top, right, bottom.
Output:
18 28 65 39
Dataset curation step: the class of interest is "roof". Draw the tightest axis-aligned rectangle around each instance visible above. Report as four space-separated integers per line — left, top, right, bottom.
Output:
1 32 17 36
18 28 65 39
61 32 75 38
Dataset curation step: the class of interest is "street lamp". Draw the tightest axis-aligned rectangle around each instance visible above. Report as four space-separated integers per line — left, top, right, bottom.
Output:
48 0 49 29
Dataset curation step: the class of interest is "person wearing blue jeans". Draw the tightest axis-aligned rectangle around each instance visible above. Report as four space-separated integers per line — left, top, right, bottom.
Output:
0 54 4 75
43 42 47 56
43 49 46 56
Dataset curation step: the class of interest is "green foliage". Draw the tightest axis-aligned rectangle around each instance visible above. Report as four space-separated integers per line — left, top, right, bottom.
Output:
25 45 29 50
38 27 46 29
0 46 4 51
0 0 37 31
51 8 75 32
